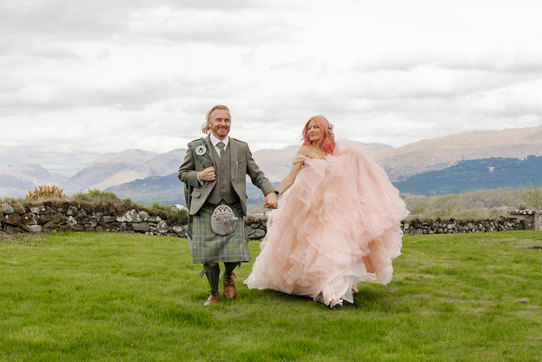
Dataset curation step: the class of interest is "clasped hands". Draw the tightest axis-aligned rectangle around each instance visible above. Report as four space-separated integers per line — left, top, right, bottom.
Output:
197 166 278 209
263 192 278 209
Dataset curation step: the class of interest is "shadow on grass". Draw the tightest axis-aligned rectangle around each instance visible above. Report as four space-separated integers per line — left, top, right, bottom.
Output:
240 285 395 311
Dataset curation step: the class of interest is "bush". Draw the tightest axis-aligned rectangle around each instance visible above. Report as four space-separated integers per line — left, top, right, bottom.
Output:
26 185 66 200
88 189 118 200
521 184 542 210
151 202 171 212
71 189 119 202
169 209 189 224
70 189 137 211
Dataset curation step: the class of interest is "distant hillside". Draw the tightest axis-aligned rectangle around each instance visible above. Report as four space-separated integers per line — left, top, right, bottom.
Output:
105 173 279 206
0 164 68 197
63 149 186 193
394 156 542 196
105 173 183 205
4 124 542 198
403 187 525 220
64 149 158 193
378 125 542 181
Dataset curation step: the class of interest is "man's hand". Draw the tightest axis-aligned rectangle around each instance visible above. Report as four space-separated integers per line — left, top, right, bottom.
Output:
197 166 216 181
263 192 278 209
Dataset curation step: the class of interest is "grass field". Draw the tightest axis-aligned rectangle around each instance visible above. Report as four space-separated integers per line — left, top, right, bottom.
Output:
1 231 541 361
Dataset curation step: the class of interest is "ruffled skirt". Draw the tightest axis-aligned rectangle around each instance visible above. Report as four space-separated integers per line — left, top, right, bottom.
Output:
244 141 409 306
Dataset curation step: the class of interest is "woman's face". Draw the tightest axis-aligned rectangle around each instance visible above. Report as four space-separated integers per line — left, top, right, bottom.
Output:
307 120 322 143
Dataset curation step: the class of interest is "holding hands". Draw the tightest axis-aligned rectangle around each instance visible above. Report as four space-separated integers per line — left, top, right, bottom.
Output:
197 166 278 210
263 192 278 209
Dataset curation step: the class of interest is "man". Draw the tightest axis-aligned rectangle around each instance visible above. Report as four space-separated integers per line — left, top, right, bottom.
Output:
178 105 278 306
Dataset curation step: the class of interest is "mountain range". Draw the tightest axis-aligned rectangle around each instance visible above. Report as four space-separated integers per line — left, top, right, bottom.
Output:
0 163 68 198
377 124 542 181
63 149 187 193
395 156 542 196
2 125 542 202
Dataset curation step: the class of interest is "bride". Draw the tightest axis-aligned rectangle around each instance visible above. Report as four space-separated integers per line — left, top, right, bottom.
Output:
244 115 409 308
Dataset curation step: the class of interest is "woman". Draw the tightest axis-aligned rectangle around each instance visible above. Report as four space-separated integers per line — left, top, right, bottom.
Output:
244 116 409 308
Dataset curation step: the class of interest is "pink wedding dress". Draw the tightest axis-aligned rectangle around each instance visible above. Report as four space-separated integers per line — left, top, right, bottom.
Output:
244 141 409 306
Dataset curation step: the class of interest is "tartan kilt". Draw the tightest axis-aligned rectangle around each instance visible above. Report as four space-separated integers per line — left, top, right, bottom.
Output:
188 202 251 264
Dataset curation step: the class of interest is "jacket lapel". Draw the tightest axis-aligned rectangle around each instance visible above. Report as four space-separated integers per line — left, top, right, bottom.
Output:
230 138 238 181
204 135 219 167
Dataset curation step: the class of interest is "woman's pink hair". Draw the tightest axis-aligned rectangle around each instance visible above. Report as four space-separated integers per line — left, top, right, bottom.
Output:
302 115 335 155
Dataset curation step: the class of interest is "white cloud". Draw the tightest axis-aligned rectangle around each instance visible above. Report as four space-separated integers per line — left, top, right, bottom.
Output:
1 0 542 176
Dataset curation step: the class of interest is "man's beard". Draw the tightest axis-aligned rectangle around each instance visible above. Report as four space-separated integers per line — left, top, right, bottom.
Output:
213 125 229 134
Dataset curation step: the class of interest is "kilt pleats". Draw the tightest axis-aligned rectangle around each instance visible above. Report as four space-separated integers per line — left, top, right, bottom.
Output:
188 203 251 264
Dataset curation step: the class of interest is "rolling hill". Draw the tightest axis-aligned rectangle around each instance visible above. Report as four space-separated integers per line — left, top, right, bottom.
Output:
377 125 542 181
3 124 542 200
105 173 279 206
0 164 67 198
394 155 542 195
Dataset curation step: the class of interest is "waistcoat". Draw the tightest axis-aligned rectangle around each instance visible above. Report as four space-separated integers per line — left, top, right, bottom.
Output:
207 143 240 205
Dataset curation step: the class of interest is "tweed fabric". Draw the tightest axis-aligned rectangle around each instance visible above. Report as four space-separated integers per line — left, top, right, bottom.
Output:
207 141 238 205
178 135 276 216
189 203 250 264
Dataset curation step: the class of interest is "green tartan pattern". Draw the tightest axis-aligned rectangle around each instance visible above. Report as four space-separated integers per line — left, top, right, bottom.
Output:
188 203 251 264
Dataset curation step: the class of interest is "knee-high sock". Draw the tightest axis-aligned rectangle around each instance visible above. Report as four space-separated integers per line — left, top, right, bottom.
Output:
203 263 220 294
224 262 240 276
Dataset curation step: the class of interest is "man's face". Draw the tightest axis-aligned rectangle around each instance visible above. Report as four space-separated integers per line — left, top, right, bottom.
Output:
208 109 231 140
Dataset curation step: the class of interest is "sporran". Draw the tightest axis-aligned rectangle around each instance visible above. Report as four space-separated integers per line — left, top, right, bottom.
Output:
210 204 238 236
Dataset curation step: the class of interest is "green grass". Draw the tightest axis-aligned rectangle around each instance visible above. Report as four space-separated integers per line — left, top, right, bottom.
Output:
1 231 541 361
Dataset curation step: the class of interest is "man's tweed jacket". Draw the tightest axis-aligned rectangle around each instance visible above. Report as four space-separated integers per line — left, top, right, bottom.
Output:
178 135 275 216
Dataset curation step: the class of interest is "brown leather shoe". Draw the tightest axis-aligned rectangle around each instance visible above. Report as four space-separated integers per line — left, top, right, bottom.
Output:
203 290 219 306
223 273 236 299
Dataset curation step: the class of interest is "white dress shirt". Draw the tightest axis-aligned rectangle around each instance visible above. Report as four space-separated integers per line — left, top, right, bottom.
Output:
209 133 230 158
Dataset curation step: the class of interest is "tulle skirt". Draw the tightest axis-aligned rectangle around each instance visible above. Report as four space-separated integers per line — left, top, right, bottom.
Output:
244 141 409 306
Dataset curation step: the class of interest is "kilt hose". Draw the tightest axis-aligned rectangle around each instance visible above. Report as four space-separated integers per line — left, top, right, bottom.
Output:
188 202 251 264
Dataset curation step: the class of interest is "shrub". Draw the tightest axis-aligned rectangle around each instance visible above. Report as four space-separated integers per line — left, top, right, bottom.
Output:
169 209 189 224
88 189 118 200
71 189 119 202
151 202 171 212
70 189 137 212
521 184 542 210
26 185 66 200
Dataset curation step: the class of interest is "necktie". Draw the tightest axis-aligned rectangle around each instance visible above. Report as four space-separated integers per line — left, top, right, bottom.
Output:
216 142 225 158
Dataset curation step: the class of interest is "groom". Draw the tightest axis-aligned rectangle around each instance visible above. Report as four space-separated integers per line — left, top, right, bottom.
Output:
178 105 278 305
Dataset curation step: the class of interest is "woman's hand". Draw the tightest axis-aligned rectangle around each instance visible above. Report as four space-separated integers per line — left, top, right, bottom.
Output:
263 192 278 209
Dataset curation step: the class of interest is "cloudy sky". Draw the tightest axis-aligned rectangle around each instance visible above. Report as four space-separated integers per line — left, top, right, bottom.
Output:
2 0 542 176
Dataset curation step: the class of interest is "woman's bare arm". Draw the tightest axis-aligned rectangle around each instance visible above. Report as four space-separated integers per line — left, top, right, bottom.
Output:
277 147 310 196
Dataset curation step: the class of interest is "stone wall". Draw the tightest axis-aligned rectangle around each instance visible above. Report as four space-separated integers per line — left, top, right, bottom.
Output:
0 200 187 237
402 217 527 235
244 215 530 237
508 210 540 231
1 200 536 239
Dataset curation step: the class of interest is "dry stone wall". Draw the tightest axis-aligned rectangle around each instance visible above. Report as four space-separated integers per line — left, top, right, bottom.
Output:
0 200 533 239
402 217 527 234
243 215 529 237
0 200 187 237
